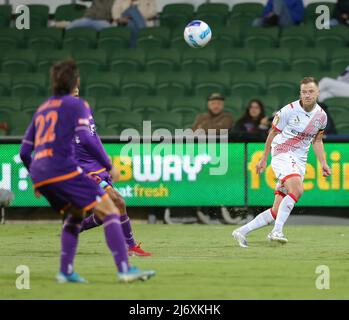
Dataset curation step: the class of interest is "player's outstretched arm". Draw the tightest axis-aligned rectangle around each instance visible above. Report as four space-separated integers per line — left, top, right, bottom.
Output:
256 128 279 174
312 130 331 177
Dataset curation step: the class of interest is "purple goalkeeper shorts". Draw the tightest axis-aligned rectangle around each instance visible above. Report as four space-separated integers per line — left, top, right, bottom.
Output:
37 173 106 213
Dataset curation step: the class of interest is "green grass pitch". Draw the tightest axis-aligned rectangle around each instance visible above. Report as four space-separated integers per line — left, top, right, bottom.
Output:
1 223 349 299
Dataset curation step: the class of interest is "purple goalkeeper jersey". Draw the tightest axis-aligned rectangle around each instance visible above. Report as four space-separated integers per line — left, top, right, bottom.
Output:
21 95 91 186
74 107 112 175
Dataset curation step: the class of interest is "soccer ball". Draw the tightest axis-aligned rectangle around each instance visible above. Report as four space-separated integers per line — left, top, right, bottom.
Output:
184 20 212 48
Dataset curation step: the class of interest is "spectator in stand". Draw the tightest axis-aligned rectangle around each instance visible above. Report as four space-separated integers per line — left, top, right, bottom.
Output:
192 93 233 134
253 0 304 27
66 0 115 31
233 99 270 138
112 0 157 47
319 66 349 102
331 0 349 26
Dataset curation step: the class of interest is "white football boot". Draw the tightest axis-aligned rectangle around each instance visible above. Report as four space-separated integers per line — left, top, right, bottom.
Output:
267 231 288 243
232 229 248 248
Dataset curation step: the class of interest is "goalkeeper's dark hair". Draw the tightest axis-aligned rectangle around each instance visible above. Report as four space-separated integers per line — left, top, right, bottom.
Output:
300 77 319 86
50 59 80 96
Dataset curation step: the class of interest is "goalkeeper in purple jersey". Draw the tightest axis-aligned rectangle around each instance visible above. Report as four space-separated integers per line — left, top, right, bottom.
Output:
19 59 155 283
72 88 151 256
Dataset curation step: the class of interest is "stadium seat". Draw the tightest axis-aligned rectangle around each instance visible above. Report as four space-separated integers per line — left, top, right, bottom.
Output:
25 28 63 52
255 48 291 72
291 48 328 73
181 48 216 72
0 97 22 113
243 27 279 48
170 27 190 49
182 111 197 128
218 48 255 72
209 25 241 49
136 27 171 49
231 72 267 97
80 96 96 110
315 35 348 49
55 4 87 22
146 112 183 133
12 73 46 98
98 27 131 54
195 3 230 29
37 50 71 74
156 71 192 98
266 72 300 101
109 49 145 72
0 28 24 49
0 73 12 96
279 35 310 49
327 47 349 73
73 49 107 77
96 96 132 114
1 50 37 73
254 96 281 115
224 96 244 115
22 96 48 116
27 4 49 27
336 123 349 134
0 5 11 27
63 27 97 50
193 71 231 97
132 96 168 114
160 3 194 30
304 2 335 24
0 110 12 131
231 3 264 18
322 98 349 133
85 72 120 97
9 113 31 136
170 96 206 114
145 49 180 73
281 25 315 45
105 112 143 134
120 72 156 97
96 127 117 136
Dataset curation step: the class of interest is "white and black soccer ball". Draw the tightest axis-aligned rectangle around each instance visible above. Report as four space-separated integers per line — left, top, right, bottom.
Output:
184 20 212 48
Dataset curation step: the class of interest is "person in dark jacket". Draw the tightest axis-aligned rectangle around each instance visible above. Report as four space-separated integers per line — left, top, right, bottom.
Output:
331 0 349 26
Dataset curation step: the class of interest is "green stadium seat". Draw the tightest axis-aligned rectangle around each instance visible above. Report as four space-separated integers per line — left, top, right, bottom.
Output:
145 49 180 73
96 96 132 114
0 97 22 113
243 27 279 48
336 123 349 134
132 96 168 114
330 59 349 74
12 73 46 98
266 80 298 105
156 72 192 98
231 72 267 97
93 110 106 127
22 96 48 115
0 73 12 96
193 71 231 97
0 110 12 132
9 113 32 136
281 25 315 40
120 72 156 97
105 112 143 134
109 49 145 72
304 2 335 23
218 48 255 72
279 35 310 49
255 48 291 72
73 49 107 77
224 96 244 115
147 112 183 133
63 28 97 50
1 50 37 73
0 28 24 49
170 27 190 49
37 50 71 74
96 127 117 136
267 71 303 86
80 96 96 110
322 98 349 133
137 27 171 49
291 48 328 73
195 3 230 29
231 3 264 18
181 48 216 72
254 96 281 115
314 35 347 49
160 3 194 30
182 112 197 128
55 4 87 21
0 5 12 27
98 27 131 54
27 4 49 27
85 72 120 97
25 28 63 52
170 96 206 113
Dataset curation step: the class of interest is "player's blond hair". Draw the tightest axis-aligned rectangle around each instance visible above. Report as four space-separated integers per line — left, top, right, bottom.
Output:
300 77 319 86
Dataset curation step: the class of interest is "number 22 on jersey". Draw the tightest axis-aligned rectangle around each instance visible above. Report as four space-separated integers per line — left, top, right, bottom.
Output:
34 111 58 147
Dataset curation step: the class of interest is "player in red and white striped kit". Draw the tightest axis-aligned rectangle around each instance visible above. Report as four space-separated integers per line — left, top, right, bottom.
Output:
233 77 332 247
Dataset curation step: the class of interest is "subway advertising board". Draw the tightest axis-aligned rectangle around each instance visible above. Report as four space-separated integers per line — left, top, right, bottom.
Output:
0 142 348 207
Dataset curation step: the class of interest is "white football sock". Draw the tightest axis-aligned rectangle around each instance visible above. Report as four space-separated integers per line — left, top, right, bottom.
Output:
272 194 297 233
239 208 275 236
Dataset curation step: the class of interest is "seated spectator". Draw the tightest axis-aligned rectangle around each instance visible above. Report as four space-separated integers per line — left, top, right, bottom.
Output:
0 122 8 135
253 0 304 27
331 0 349 26
66 0 115 31
233 99 270 138
319 66 349 102
192 93 233 134
112 0 157 47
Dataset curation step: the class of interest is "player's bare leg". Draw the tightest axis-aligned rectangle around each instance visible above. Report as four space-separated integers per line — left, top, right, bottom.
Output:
94 195 155 282
268 176 303 243
232 195 283 248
